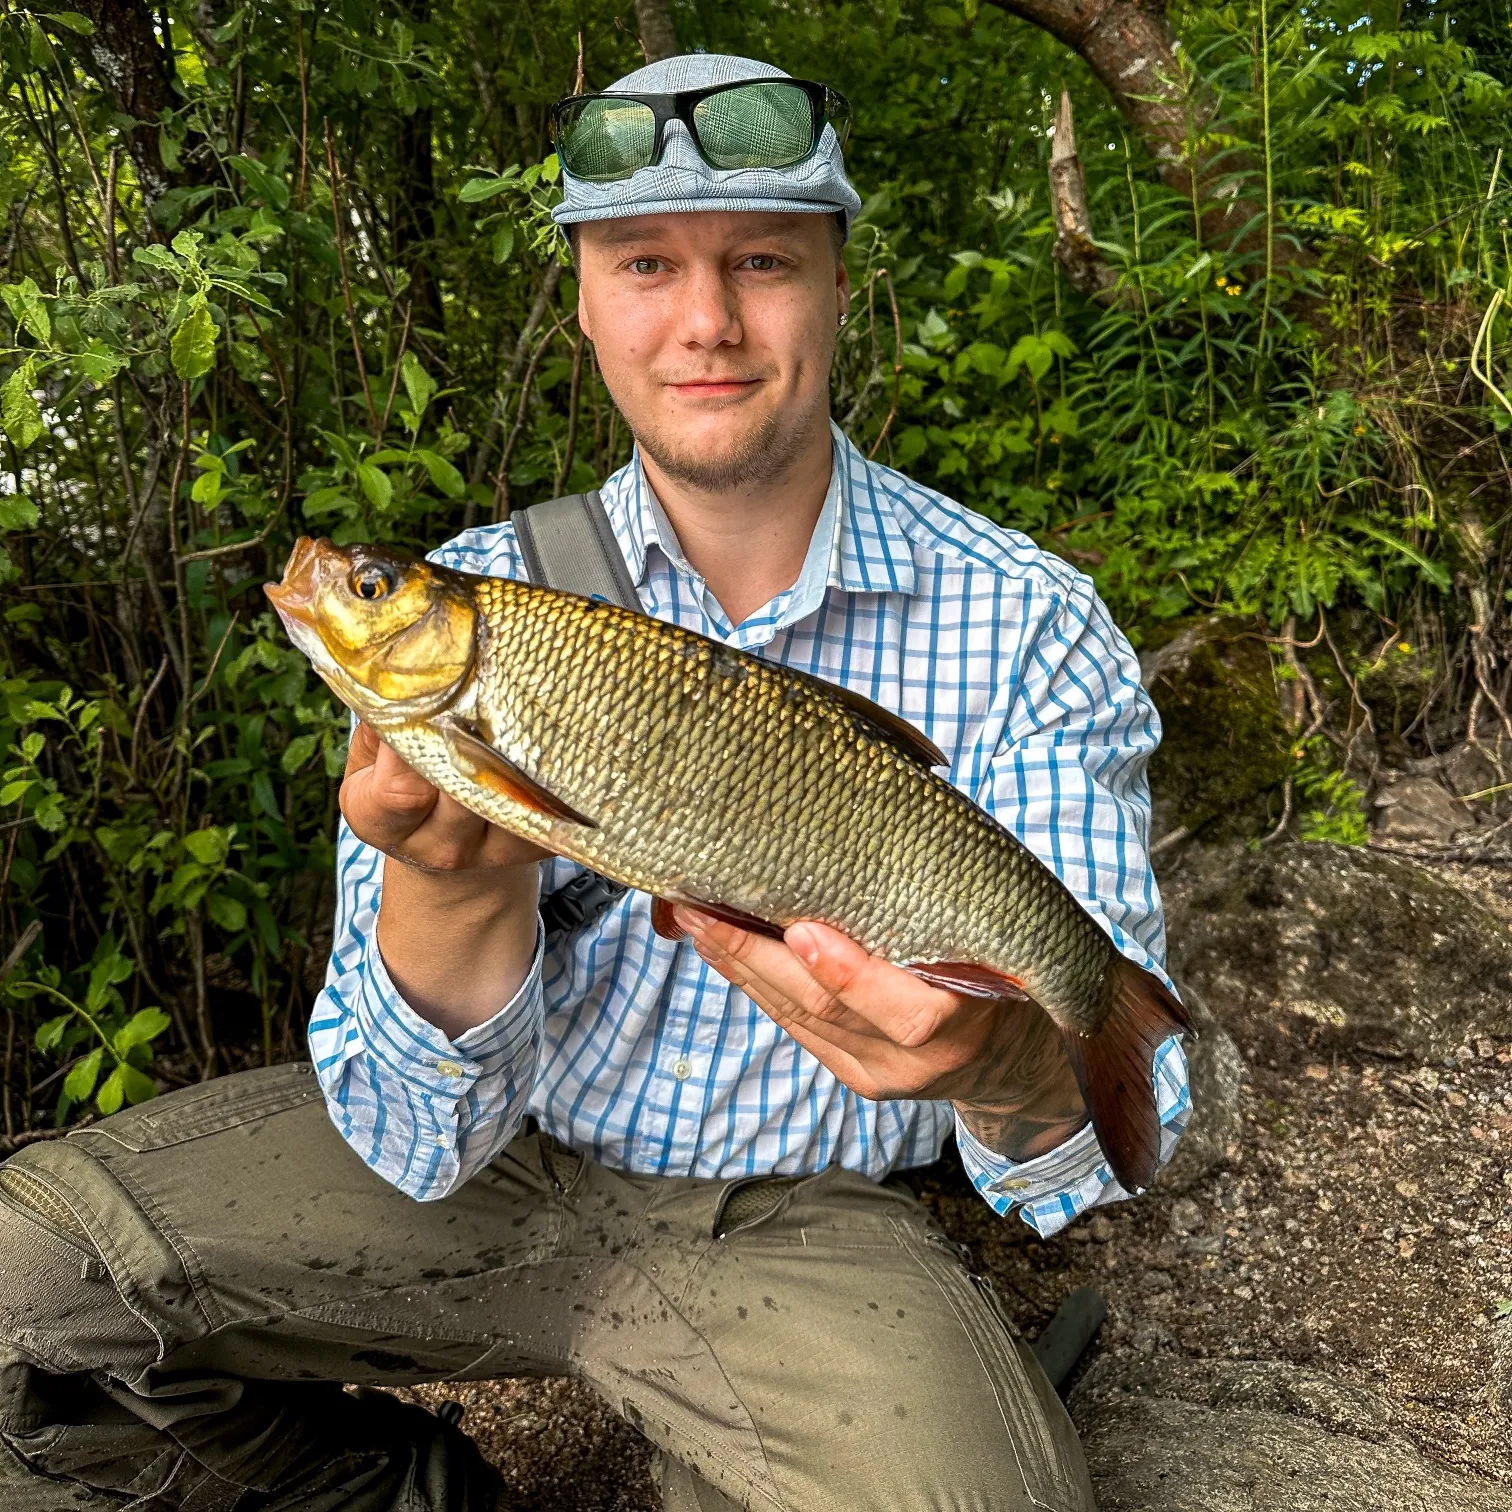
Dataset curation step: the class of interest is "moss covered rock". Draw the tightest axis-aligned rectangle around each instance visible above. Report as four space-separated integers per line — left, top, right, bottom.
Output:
1140 618 1293 842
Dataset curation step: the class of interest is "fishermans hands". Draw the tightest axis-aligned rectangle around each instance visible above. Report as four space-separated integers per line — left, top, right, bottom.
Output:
342 722 548 1038
342 721 552 876
675 908 1090 1164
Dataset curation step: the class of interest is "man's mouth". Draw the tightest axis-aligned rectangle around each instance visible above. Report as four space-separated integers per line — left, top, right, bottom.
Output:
666 378 763 399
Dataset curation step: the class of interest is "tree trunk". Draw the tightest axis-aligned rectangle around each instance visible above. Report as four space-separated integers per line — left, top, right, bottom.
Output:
55 0 178 203
985 0 1193 192
634 0 681 64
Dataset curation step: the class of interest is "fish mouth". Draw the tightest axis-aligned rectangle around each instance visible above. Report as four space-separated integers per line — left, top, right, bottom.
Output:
265 536 339 630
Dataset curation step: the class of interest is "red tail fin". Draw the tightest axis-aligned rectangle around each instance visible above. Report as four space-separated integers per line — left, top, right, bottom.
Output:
1060 957 1191 1194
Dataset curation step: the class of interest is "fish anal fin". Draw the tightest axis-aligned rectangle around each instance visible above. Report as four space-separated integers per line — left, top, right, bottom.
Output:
1062 957 1190 1196
439 717 596 829
651 897 686 941
904 961 1030 1001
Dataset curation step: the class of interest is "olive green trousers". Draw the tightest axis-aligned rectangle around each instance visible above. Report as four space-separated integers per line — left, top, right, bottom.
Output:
0 1063 1095 1511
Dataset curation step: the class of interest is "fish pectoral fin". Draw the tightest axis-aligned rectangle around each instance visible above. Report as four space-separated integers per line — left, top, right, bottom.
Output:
437 717 597 828
903 961 1030 1001
1062 955 1191 1196
650 897 686 941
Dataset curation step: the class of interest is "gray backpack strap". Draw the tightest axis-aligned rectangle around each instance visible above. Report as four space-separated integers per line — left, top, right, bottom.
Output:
513 489 640 611
514 488 636 940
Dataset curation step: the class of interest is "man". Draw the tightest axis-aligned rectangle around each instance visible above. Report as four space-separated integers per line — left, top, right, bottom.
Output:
0 52 1188 1512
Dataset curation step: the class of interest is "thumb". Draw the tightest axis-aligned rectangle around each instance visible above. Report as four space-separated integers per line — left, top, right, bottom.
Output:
784 920 875 997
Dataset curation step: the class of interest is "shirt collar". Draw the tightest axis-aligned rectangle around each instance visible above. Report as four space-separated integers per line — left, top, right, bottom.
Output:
599 419 918 610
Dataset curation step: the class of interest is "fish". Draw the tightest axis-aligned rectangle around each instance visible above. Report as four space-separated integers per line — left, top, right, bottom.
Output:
266 536 1189 1192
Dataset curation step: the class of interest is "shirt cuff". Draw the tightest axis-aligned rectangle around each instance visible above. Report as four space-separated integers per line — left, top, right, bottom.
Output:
351 917 545 1100
955 1033 1192 1239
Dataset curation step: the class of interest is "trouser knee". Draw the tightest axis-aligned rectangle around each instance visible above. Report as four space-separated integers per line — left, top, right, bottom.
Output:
0 1152 157 1384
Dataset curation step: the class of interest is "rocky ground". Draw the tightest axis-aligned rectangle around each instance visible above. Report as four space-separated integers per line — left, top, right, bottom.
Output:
396 835 1512 1511
392 621 1512 1510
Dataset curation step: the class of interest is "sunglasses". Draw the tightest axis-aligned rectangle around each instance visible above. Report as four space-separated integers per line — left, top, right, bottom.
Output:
549 78 851 185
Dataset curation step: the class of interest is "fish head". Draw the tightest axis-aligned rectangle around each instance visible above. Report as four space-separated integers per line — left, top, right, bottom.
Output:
265 537 477 726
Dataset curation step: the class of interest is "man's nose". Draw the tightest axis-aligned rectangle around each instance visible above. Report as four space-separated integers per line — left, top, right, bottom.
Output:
675 262 742 350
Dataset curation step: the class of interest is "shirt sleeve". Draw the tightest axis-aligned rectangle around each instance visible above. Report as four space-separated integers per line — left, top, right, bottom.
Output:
307 824 547 1202
961 568 1192 1236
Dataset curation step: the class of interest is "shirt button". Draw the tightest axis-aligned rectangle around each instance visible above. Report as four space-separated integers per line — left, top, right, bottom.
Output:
434 1059 463 1077
671 1057 693 1082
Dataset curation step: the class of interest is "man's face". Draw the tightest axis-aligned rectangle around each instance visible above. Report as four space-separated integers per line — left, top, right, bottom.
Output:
576 211 848 493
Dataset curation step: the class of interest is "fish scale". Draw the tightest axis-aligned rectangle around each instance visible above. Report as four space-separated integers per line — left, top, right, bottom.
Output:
268 538 1189 1193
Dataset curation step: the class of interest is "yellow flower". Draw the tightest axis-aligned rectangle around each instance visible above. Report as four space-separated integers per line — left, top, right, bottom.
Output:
1352 423 1367 435
1215 275 1229 288
1397 642 1413 655
1225 284 1241 296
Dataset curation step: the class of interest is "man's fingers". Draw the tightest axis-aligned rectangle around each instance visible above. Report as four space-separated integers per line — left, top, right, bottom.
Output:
676 909 884 1038
344 720 382 777
785 920 966 1050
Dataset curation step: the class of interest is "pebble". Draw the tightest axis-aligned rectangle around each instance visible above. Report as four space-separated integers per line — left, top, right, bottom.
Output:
1090 1215 1115 1244
1416 1067 1440 1092
1142 1269 1174 1293
1476 1037 1495 1060
1168 1197 1203 1236
1454 1044 1475 1066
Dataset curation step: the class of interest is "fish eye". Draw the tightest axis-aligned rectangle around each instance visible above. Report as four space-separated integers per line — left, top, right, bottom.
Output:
350 563 396 601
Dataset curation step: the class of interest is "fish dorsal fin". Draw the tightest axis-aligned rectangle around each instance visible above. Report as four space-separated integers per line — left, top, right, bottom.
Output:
438 716 597 829
786 667 946 771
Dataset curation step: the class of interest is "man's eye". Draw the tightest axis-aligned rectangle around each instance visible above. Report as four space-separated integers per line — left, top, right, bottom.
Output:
630 257 663 275
744 255 779 272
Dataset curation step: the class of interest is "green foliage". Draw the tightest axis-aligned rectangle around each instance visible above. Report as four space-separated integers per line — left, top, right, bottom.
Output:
0 0 1506 1135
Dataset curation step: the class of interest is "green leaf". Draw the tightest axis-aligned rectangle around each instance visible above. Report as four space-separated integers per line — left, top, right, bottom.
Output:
77 340 127 385
63 1046 104 1103
182 827 230 866
301 486 357 520
0 495 39 531
0 779 30 805
42 11 96 35
400 351 437 419
96 1063 155 1114
34 1014 69 1052
205 890 247 933
280 732 319 773
1344 518 1452 592
492 220 516 264
413 449 466 499
64 1046 105 1106
227 154 290 212
1 278 50 344
2 361 44 451
459 176 516 203
132 245 181 274
113 1007 171 1055
170 298 217 381
356 462 393 510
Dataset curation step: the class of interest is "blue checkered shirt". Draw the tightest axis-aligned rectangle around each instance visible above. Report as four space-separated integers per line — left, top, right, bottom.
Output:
309 424 1190 1236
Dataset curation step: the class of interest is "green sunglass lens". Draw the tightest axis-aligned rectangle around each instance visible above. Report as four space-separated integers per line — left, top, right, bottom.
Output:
560 99 657 182
693 83 816 170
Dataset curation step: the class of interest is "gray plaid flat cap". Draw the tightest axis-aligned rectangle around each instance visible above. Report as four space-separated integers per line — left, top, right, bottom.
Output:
552 53 862 233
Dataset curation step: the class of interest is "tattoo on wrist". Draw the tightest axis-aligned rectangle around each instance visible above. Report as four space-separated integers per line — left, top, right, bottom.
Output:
954 1102 1089 1163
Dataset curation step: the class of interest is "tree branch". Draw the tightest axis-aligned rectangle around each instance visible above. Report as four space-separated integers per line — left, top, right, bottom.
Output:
1048 90 1131 306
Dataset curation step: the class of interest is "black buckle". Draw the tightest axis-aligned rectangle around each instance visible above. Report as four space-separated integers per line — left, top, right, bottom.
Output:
540 870 628 939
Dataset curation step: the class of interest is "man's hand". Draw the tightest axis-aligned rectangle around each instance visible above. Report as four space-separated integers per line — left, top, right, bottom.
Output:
675 908 1089 1163
342 720 551 876
342 722 548 1039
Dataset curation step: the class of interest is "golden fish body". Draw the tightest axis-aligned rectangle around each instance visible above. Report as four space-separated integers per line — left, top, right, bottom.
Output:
268 538 1187 1190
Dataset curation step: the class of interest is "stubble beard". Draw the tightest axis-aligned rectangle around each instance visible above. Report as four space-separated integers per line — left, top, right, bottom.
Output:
629 391 826 494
